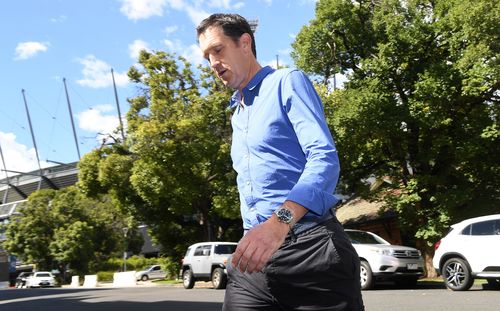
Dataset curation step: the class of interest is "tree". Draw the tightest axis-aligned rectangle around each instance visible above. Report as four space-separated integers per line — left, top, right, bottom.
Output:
2 187 135 275
78 51 241 259
292 0 499 275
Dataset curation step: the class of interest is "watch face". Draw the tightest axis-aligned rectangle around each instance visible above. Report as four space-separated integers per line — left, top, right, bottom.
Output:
276 208 293 224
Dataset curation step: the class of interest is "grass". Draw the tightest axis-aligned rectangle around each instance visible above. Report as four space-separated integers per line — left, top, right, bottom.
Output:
151 279 182 285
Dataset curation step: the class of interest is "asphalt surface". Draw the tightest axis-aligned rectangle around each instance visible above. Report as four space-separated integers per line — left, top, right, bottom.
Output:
1 281 499 311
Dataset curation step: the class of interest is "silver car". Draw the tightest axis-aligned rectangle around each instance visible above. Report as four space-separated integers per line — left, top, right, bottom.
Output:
345 229 424 290
135 265 167 281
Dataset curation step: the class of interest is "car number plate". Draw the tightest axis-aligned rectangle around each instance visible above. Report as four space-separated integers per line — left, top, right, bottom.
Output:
407 263 418 270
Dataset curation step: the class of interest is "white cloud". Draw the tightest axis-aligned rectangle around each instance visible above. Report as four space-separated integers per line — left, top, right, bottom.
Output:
129 39 151 60
76 105 122 142
119 0 168 21
185 6 211 26
164 25 178 35
50 15 67 23
163 39 204 66
208 0 245 9
119 0 244 25
0 132 50 179
184 44 205 65
76 55 129 88
14 41 49 60
167 0 186 10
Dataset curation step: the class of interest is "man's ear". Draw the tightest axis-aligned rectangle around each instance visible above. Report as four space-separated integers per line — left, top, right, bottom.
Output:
240 33 252 52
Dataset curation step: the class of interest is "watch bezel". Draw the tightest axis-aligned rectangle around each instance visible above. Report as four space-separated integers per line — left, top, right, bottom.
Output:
275 207 294 224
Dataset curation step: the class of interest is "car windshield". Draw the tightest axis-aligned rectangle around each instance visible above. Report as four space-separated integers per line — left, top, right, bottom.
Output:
36 273 51 277
346 231 386 244
214 244 237 254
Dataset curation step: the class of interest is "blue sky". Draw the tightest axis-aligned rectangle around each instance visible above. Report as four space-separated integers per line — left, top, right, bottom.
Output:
0 0 317 179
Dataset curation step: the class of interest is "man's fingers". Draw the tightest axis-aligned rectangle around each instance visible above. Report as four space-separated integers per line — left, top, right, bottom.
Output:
231 240 247 267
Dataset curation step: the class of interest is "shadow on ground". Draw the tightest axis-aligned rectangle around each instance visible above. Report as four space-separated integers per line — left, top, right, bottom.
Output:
1 293 222 311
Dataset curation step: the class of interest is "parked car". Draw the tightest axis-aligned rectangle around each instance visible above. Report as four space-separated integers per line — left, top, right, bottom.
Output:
180 242 238 289
433 214 500 291
25 271 57 288
345 229 424 290
15 272 33 288
135 265 167 281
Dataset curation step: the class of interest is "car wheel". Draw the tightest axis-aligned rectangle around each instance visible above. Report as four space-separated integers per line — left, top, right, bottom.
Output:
141 275 149 281
442 257 474 291
360 260 374 290
212 268 227 289
183 269 195 289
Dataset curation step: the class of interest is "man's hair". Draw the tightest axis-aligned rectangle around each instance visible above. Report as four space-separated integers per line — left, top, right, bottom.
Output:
197 13 257 58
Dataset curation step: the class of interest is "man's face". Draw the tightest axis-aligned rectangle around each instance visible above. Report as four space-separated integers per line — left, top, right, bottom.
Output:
199 26 251 91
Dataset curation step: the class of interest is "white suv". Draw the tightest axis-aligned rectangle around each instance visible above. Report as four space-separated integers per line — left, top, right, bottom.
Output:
345 229 424 290
433 214 500 291
180 242 237 289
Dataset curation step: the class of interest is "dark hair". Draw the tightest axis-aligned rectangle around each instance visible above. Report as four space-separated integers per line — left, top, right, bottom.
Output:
197 13 257 58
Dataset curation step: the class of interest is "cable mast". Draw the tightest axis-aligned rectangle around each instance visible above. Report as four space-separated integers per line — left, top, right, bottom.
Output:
21 89 43 190
111 68 125 141
63 78 81 160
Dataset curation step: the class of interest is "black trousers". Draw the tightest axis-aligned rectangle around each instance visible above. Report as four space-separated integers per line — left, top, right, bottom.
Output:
223 217 365 310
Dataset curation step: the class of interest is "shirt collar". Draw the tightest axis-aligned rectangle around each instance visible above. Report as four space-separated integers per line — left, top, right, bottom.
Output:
229 66 275 109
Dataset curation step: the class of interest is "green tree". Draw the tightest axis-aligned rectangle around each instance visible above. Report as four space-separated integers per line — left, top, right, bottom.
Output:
2 187 135 275
293 0 499 275
78 51 241 259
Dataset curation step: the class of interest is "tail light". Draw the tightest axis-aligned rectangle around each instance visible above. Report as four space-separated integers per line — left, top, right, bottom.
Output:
434 240 441 250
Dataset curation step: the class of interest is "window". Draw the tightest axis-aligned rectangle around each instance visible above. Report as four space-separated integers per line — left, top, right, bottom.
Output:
346 231 386 244
194 245 211 256
215 244 237 255
461 225 472 235
470 220 497 236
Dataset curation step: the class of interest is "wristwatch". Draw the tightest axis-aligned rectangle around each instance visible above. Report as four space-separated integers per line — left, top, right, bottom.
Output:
275 206 294 226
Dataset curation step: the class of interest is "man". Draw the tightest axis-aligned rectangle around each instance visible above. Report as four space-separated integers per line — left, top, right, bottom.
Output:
197 13 364 311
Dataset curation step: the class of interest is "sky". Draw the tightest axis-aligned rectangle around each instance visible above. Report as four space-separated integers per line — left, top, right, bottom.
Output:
0 0 318 180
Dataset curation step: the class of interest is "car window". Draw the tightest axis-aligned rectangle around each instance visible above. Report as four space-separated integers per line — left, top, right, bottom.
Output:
215 244 237 254
194 245 211 256
470 220 498 236
461 224 472 235
345 231 386 244
152 266 160 271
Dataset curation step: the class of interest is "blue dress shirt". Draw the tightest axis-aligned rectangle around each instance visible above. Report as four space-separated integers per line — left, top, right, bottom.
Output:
229 66 340 232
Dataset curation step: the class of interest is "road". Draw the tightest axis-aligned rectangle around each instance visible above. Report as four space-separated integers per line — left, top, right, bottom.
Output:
1 282 498 311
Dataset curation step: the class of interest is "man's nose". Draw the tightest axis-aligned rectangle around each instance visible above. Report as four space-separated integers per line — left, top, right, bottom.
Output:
209 55 220 68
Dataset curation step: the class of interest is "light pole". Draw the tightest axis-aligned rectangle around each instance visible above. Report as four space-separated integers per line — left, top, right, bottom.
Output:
122 227 129 272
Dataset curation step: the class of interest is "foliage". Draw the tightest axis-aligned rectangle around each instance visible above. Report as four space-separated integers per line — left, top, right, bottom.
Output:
293 0 499 272
78 51 242 260
1 187 140 275
98 255 180 280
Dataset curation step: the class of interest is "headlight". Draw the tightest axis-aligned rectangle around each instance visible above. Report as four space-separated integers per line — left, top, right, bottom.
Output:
371 248 395 256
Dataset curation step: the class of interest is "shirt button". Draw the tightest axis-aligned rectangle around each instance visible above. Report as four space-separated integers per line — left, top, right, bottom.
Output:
246 181 251 185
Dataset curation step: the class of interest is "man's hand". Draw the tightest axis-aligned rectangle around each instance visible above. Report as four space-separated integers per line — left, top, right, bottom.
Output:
231 200 309 273
231 215 289 273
